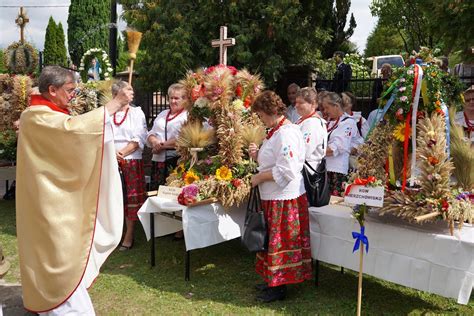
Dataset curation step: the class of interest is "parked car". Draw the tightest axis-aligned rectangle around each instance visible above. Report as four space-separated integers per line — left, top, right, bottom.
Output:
367 55 405 77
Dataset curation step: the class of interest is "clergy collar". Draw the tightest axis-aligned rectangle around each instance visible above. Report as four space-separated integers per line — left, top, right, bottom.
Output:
30 95 70 115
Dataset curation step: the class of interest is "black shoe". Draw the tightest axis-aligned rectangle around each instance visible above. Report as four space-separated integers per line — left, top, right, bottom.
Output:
118 240 134 251
254 283 269 291
256 285 286 303
172 231 184 241
3 184 15 200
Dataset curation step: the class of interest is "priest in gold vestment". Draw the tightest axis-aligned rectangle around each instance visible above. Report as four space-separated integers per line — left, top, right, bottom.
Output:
16 66 132 314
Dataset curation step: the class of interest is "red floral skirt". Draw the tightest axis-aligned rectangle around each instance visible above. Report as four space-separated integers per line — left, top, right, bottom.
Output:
255 194 312 287
120 159 146 221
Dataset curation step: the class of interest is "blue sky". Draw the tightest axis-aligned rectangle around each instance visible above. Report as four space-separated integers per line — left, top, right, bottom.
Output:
0 0 377 54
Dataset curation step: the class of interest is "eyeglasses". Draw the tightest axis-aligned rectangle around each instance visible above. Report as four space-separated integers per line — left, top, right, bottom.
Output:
465 98 474 102
61 86 77 96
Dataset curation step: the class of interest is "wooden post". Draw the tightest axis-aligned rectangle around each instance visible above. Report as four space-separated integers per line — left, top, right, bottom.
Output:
128 59 134 85
357 242 364 316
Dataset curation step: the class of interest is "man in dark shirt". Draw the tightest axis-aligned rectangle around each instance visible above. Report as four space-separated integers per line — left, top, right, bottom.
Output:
332 51 352 93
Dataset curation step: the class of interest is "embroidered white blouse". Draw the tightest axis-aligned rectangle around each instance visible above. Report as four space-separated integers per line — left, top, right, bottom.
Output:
147 109 188 162
111 106 148 160
257 124 306 200
297 116 327 172
325 113 356 175
348 111 366 150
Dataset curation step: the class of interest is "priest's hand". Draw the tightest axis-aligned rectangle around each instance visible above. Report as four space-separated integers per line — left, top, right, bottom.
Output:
106 88 133 114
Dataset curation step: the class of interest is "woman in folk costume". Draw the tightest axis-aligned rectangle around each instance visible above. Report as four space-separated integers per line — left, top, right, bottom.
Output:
321 92 357 196
294 87 327 172
111 81 148 250
341 91 365 170
455 85 474 145
147 83 188 190
248 91 312 303
16 66 131 314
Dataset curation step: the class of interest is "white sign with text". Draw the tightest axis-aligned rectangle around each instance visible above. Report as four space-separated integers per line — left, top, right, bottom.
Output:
157 186 182 201
344 185 384 207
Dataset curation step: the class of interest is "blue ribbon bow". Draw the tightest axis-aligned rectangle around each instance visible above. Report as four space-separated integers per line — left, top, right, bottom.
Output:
352 226 369 253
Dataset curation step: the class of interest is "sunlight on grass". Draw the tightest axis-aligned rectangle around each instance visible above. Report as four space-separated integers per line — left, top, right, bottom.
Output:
1 199 473 314
196 263 216 272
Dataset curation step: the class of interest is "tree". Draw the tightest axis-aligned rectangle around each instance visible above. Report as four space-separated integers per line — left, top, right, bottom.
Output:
0 50 6 73
120 0 331 91
55 22 68 66
364 22 406 57
68 0 110 66
370 0 436 53
422 0 474 58
43 17 58 66
320 0 357 58
116 33 129 72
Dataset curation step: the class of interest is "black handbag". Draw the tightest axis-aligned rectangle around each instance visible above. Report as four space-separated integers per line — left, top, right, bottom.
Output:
302 158 330 207
241 187 268 252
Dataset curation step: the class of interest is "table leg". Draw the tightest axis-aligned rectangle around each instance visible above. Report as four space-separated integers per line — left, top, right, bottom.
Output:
150 213 155 267
185 250 190 281
314 260 320 286
5 180 9 195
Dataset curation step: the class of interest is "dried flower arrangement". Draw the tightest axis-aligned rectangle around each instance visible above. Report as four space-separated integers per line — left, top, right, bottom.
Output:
167 65 265 207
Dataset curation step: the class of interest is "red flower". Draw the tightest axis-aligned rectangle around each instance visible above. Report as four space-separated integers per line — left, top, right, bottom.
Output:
235 84 243 97
205 64 237 75
177 192 186 205
231 178 242 188
244 96 252 108
416 111 425 120
427 156 439 166
440 199 449 212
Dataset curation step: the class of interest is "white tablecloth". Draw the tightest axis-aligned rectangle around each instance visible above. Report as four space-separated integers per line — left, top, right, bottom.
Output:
138 197 247 251
309 204 474 304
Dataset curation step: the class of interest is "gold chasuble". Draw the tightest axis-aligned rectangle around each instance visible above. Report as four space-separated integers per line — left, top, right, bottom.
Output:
16 95 123 312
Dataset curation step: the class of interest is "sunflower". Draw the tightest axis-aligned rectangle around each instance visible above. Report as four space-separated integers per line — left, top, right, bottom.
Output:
183 170 200 185
393 122 411 142
172 163 186 176
215 166 233 181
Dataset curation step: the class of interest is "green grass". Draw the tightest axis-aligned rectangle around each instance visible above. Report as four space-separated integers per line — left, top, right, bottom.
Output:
1 199 473 315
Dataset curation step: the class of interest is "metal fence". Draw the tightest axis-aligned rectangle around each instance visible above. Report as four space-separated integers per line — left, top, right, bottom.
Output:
137 91 168 127
137 74 473 124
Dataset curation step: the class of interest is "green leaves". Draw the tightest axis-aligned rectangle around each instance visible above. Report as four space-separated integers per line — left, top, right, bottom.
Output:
119 0 331 91
68 0 110 66
44 17 68 67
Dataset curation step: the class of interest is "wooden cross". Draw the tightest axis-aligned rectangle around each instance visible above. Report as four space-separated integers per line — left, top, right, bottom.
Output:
211 26 235 65
15 7 30 44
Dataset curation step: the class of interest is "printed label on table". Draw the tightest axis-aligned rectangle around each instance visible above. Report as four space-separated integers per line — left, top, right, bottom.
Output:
157 186 182 201
344 185 384 207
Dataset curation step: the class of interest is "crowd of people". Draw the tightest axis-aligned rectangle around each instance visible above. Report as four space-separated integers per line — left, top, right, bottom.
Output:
11 51 474 312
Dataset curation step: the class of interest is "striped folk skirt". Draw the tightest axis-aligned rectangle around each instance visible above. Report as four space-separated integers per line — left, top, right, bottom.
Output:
120 159 146 221
256 194 312 287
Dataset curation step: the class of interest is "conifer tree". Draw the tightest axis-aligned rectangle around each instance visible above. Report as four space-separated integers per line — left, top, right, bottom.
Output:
67 0 110 65
43 16 58 66
55 22 68 67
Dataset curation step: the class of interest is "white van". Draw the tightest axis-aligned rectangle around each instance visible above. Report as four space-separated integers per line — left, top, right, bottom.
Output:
367 55 405 77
